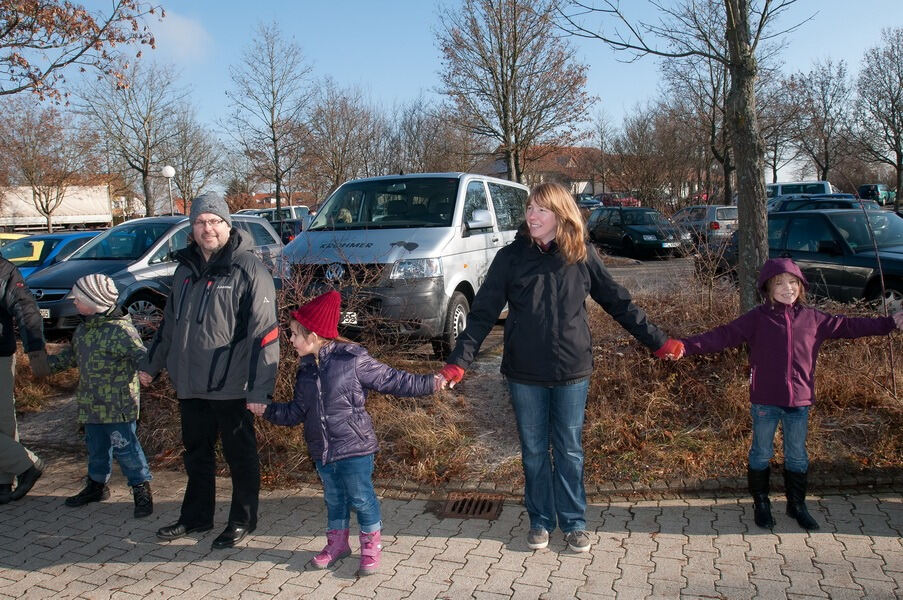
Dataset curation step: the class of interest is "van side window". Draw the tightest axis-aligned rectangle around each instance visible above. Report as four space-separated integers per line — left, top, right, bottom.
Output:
463 181 490 227
149 225 189 265
488 183 526 231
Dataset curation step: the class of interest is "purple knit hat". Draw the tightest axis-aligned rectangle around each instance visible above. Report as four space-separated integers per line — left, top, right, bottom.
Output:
756 258 809 293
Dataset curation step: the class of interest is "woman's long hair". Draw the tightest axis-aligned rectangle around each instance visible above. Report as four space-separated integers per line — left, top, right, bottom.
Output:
528 182 587 264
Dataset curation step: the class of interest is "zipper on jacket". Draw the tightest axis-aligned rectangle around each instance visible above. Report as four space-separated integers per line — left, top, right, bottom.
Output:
195 279 215 324
174 276 191 321
784 306 794 405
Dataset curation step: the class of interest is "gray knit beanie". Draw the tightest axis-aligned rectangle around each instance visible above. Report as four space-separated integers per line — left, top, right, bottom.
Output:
189 192 232 227
73 274 120 314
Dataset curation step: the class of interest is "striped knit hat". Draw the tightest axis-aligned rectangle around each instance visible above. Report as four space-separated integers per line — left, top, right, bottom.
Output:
73 274 120 314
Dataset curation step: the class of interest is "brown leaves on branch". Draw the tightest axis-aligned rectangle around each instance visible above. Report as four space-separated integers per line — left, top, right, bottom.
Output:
0 0 163 101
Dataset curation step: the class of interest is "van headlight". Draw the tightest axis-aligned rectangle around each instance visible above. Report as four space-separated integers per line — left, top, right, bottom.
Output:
390 258 441 280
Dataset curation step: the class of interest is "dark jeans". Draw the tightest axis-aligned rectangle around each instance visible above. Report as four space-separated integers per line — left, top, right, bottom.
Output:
179 398 259 528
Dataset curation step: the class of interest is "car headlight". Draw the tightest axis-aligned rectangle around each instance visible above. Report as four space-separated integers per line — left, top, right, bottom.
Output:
681 232 691 240
389 258 441 280
642 234 657 242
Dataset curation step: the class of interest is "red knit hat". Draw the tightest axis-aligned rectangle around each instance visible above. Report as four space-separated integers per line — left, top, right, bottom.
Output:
290 290 341 338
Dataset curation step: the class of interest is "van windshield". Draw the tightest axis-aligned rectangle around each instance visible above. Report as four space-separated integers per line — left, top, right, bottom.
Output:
307 177 460 231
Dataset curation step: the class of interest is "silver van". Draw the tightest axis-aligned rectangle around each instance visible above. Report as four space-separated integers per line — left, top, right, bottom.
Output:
766 181 835 199
281 173 528 357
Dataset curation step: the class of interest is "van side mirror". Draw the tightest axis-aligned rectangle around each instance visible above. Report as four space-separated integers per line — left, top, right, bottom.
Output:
465 209 493 230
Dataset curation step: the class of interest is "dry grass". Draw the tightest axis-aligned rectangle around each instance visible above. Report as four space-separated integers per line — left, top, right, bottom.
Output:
12 344 79 411
25 278 903 488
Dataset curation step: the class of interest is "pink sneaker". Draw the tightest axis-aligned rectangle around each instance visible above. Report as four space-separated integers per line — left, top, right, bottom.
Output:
309 529 351 569
358 530 382 576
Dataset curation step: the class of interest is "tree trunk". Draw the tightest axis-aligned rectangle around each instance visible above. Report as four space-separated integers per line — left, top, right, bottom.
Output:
505 149 516 183
142 172 154 216
725 0 769 312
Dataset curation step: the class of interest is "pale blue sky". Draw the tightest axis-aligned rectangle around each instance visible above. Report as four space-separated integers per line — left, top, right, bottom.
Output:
123 1 903 129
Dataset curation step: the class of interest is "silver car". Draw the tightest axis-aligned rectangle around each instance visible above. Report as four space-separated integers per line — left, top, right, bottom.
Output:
27 214 282 338
671 204 738 248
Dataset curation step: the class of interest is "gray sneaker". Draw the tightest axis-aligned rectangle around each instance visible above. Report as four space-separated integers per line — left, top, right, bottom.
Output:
565 530 591 552
527 528 549 550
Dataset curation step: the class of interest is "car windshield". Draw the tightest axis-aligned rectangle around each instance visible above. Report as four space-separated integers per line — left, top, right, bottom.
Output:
623 211 668 226
0 237 59 266
70 221 173 260
307 177 460 231
828 211 903 251
715 207 738 220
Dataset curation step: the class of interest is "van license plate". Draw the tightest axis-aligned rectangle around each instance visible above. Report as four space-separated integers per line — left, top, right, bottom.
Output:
39 309 50 319
340 311 357 325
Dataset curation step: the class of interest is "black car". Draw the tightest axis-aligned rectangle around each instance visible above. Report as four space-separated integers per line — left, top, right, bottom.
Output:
723 209 903 310
771 194 880 213
587 206 691 257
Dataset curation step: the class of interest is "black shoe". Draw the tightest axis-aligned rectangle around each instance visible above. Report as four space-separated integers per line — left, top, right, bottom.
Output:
132 482 153 518
0 483 11 505
10 458 44 501
156 522 214 541
65 478 110 507
211 523 255 549
784 468 820 531
748 466 775 529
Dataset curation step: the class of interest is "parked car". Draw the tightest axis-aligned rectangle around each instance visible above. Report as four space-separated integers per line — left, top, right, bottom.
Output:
27 214 282 338
597 191 640 207
858 183 896 206
282 172 528 357
766 180 835 199
0 231 99 279
723 209 903 311
587 206 691 258
771 194 881 213
671 205 738 248
272 218 306 245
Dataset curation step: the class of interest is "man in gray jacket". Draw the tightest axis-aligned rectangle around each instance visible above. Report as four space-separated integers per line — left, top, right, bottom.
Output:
139 193 279 549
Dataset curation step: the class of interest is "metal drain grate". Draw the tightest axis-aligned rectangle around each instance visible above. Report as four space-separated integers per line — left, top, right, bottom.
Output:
437 493 504 520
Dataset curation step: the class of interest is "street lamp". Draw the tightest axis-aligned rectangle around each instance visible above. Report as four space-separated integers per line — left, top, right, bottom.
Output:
160 165 175 215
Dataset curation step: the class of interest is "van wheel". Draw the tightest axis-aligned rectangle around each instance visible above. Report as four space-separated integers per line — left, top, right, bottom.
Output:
126 293 166 340
432 292 469 360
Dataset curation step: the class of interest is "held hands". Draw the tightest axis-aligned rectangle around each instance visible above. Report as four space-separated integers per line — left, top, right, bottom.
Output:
894 311 903 330
137 370 153 387
27 350 51 378
246 402 266 416
654 339 685 361
438 364 465 389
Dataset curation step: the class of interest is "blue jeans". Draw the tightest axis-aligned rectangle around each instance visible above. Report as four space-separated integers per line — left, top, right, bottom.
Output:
749 404 810 472
508 378 589 533
84 422 152 487
315 454 381 533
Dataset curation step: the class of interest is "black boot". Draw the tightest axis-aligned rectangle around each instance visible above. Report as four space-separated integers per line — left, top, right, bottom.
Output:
748 466 775 529
65 477 110 507
132 481 153 518
0 483 11 505
784 469 820 530
10 458 44 501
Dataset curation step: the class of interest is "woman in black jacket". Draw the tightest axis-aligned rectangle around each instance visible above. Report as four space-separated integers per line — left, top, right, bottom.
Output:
439 183 682 553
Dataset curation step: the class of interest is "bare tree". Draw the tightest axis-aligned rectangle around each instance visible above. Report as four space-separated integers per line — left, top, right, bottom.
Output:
394 97 488 174
224 22 313 216
759 76 801 182
0 96 98 230
852 27 903 210
77 61 186 216
787 59 852 181
162 105 223 211
222 149 262 211
559 0 806 310
437 0 592 183
0 0 160 101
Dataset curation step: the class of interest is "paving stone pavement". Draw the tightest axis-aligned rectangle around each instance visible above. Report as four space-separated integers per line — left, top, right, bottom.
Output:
1 454 902 600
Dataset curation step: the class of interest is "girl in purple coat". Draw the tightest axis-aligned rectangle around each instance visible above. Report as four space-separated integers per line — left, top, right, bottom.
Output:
681 258 902 531
248 290 440 575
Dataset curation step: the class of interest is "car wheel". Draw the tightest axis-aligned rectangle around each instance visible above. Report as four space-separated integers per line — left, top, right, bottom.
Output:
432 291 469 360
126 293 166 340
867 281 903 314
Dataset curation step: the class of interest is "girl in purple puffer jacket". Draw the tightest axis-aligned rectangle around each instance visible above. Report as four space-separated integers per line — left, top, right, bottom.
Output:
248 290 441 576
681 258 902 531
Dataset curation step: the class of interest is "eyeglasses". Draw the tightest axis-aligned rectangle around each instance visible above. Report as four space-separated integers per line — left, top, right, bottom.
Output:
193 217 226 228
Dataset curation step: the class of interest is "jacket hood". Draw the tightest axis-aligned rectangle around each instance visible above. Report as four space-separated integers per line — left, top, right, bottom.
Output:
756 257 809 292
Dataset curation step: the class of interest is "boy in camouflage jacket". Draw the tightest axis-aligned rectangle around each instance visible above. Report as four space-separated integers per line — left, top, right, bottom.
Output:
48 274 153 518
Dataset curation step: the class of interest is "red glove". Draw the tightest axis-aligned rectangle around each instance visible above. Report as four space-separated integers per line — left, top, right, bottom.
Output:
439 364 466 385
654 339 684 360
